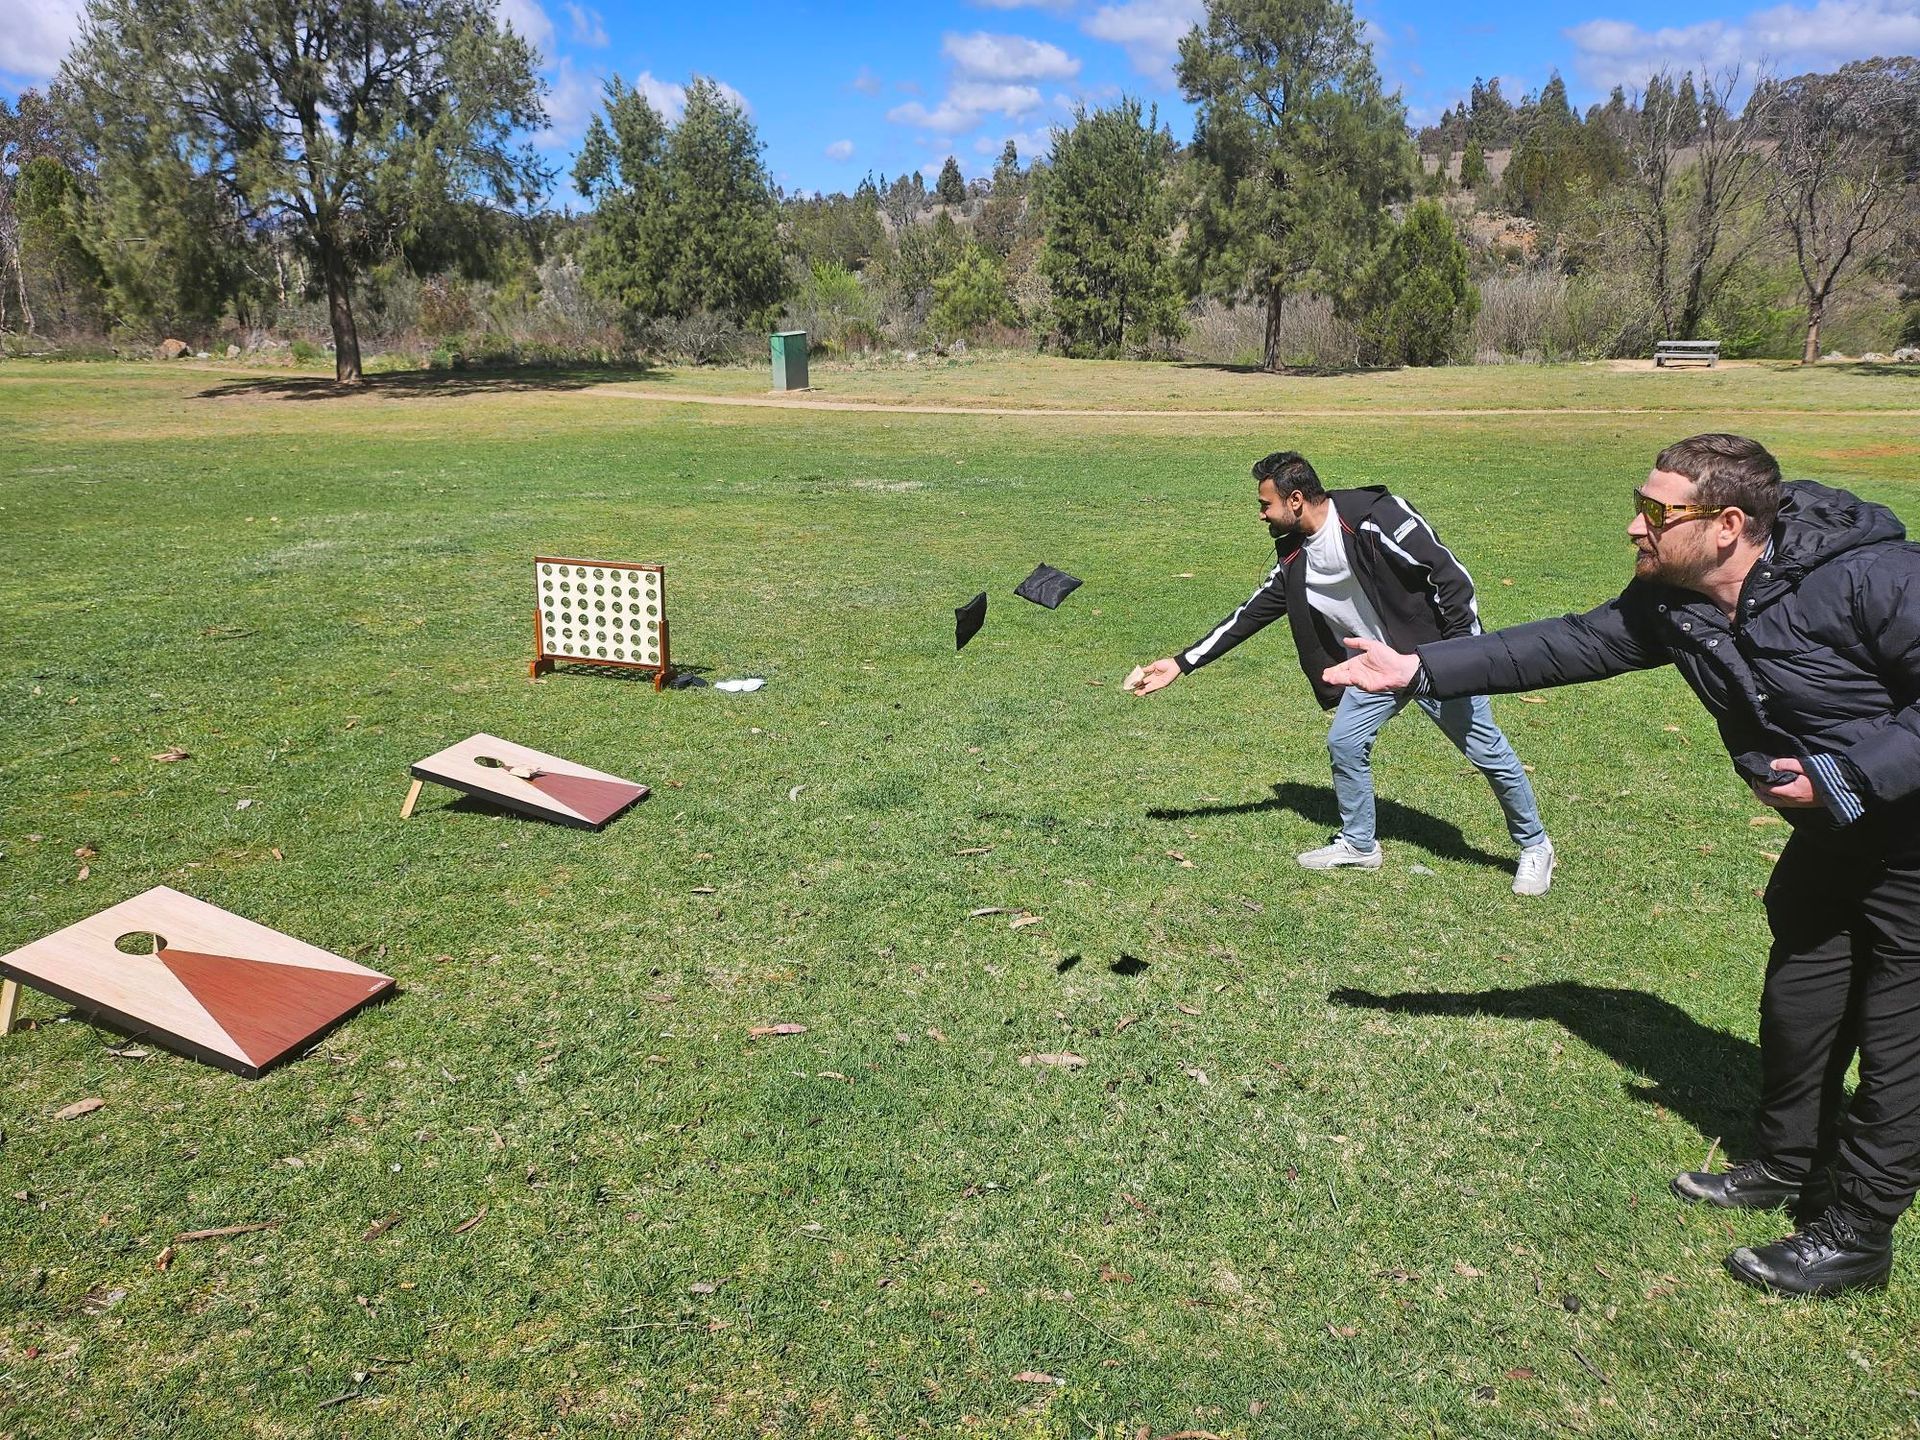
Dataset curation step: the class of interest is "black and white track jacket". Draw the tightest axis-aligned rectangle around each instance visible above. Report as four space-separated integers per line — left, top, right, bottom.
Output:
1176 487 1482 710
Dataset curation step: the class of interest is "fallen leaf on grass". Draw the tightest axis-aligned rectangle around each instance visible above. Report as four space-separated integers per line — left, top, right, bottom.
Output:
451 1208 487 1236
689 1280 721 1295
173 1221 280 1243
1011 1371 1063 1386
690 885 717 895
75 865 90 882
1453 1261 1485 1278
1113 1015 1139 1035
74 846 97 860
154 1246 175 1271
1165 849 1195 868
1516 695 1547 705
361 1214 404 1241
926 1027 947 1042
1505 1366 1537 1379
748 1023 808 1039
150 747 191 762
270 847 284 861
1009 913 1044 930
815 1071 852 1084
1173 1002 1201 1017
105 1046 149 1061
787 784 805 801
53 1098 105 1121
953 846 994 856
1184 1067 1210 1085
969 906 1011 917
1328 1323 1359 1338
1099 1266 1134 1284
1749 814 1784 827
1020 1053 1087 1069
80 1288 127 1315
235 798 254 811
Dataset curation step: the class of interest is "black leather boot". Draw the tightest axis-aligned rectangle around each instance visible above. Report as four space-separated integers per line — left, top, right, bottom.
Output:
1670 1158 1802 1210
1725 1209 1894 1298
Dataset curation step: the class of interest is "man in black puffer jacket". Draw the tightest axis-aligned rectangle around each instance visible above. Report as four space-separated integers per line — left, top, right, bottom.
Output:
1326 432 1920 1299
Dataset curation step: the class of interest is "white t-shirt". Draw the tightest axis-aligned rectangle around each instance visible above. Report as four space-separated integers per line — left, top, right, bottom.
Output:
1303 507 1387 643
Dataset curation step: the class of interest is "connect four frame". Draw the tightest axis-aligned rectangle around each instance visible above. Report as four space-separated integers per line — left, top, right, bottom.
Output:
530 557 671 688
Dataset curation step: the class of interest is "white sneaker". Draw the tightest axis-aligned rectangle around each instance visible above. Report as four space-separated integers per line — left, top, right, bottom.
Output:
1513 840 1556 896
1297 837 1383 870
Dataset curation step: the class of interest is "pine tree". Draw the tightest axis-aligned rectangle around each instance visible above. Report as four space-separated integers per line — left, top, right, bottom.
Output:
1460 140 1488 190
61 0 548 384
1354 199 1479 365
1038 100 1185 356
1179 0 1414 370
574 76 786 330
936 156 966 207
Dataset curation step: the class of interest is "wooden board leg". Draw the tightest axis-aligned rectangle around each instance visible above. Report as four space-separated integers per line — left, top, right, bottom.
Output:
400 778 424 820
1 978 20 1036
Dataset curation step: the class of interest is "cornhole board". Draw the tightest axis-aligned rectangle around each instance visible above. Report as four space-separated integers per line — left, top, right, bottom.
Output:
530 557 671 688
0 886 394 1078
403 733 648 830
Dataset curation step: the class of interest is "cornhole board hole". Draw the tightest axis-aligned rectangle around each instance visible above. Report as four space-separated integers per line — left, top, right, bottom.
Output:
0 886 394 1078
403 733 648 830
531 557 671 688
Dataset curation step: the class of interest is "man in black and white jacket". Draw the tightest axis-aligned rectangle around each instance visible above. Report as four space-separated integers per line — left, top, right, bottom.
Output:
1326 432 1920 1298
1126 450 1555 895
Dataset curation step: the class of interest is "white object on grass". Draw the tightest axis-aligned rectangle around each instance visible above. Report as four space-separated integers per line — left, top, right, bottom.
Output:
714 678 765 693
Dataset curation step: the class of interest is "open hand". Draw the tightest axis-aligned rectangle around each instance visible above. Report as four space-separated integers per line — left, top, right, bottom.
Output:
1322 637 1421 693
1125 658 1182 696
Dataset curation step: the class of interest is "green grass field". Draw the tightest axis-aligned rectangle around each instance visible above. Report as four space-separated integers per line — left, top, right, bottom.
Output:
2 358 1919 1438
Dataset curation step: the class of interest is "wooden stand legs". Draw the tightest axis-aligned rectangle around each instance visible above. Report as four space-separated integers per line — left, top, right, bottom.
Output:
400 778 424 820
0 978 20 1036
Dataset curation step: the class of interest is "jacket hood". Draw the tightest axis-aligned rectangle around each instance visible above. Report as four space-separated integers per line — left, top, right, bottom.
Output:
1769 480 1906 578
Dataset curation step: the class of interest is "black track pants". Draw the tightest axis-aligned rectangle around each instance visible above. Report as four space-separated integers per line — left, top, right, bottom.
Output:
1758 828 1920 1228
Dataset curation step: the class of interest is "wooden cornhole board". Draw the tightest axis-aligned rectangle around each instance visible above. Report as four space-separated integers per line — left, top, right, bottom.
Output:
0 886 394 1078
403 733 648 830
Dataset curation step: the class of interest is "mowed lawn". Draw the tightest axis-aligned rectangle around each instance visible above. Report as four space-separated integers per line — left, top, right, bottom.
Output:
2 359 1918 1439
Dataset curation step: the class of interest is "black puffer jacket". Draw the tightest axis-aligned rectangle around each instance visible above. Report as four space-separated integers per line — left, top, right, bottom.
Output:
1417 481 1920 838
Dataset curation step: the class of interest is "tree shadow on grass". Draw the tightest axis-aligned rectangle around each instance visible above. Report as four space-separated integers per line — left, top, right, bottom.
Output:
193 362 666 402
1330 981 1758 1154
1149 781 1511 872
1171 360 1388 379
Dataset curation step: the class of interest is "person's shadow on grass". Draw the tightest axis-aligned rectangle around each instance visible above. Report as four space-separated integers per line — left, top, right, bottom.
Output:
1149 781 1512 873
1330 981 1759 1155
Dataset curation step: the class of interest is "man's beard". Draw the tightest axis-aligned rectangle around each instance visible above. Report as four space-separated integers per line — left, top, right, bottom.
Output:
1634 542 1711 588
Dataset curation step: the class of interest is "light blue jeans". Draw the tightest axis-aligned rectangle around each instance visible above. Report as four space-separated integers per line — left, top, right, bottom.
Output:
1326 686 1547 852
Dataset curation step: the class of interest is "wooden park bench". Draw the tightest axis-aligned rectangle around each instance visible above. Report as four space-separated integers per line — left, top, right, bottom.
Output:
1654 339 1720 368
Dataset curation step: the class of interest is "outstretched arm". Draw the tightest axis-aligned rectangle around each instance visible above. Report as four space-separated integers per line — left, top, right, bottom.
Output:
1323 637 1421 692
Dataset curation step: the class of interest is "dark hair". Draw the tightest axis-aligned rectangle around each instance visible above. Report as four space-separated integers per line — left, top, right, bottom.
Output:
1654 433 1781 542
1252 450 1324 499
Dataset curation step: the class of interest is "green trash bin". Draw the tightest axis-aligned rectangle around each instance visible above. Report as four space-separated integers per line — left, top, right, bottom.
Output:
771 330 809 391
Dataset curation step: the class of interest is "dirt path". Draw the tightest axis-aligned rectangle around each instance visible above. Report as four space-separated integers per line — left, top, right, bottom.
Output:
592 384 1920 421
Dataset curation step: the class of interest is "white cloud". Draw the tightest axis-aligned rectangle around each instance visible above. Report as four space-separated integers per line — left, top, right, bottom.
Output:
563 2 608 47
826 138 856 160
850 66 885 95
1566 0 1920 90
537 56 600 145
1082 0 1205 77
0 0 84 80
972 127 1056 160
495 0 557 57
888 80 1045 132
636 70 752 123
943 31 1083 80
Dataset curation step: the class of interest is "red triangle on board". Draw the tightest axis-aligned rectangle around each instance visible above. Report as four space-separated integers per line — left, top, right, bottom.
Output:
525 770 645 825
158 948 392 1067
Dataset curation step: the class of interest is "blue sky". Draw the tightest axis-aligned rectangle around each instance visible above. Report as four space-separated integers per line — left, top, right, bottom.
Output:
7 0 1920 198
